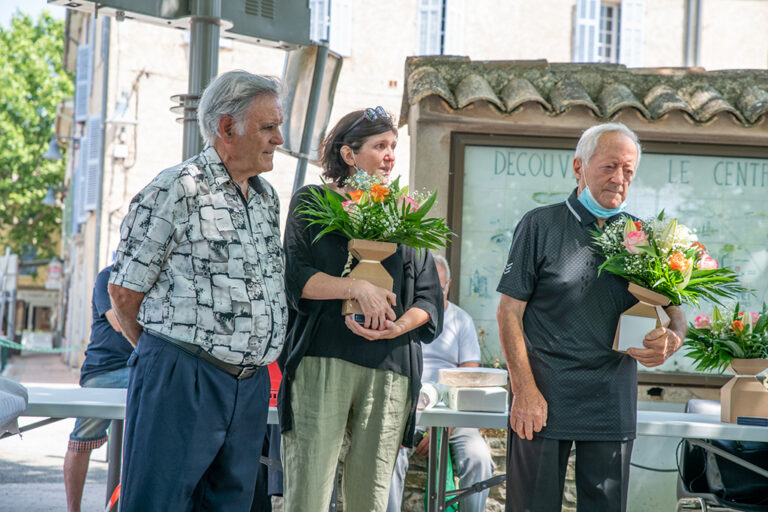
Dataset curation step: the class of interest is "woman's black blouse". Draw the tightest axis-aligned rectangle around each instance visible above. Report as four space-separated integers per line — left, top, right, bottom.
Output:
278 185 443 446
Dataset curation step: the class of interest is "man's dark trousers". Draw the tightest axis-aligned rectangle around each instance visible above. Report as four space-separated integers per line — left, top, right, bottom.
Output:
506 433 633 512
120 331 269 511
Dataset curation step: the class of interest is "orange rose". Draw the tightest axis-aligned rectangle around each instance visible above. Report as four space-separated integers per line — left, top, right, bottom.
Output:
667 252 691 272
348 189 364 201
732 320 745 332
370 184 390 202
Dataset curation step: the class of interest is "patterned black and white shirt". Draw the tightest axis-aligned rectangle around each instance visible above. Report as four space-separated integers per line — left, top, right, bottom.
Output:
110 146 287 366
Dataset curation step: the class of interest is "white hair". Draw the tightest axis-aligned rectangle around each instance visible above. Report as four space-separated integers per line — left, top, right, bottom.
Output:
432 254 451 282
197 70 281 146
574 122 642 167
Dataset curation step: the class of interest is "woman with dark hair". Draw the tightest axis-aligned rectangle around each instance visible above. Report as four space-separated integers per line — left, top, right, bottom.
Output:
279 108 444 512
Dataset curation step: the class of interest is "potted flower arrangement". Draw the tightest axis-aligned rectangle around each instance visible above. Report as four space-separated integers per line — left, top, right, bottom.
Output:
685 305 768 372
299 170 453 314
684 305 768 423
591 213 746 351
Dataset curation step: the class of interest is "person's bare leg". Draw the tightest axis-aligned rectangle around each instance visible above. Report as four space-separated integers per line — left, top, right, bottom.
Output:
64 449 91 512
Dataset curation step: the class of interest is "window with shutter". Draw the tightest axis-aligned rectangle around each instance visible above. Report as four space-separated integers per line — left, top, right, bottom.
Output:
573 0 600 62
597 3 619 63
619 0 645 67
575 1 645 66
417 0 442 55
74 44 92 122
329 0 352 56
83 115 103 213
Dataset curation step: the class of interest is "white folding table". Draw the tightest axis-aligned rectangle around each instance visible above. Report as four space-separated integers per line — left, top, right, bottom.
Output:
15 385 279 508
417 407 768 512
13 385 128 507
17 386 768 512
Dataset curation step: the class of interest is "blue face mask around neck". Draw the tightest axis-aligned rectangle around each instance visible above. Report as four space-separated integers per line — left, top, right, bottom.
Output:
577 186 627 219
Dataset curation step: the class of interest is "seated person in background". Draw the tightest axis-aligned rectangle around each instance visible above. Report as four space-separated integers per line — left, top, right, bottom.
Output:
387 254 494 512
64 265 133 512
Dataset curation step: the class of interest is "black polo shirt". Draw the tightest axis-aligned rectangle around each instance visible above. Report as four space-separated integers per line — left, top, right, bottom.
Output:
497 188 639 440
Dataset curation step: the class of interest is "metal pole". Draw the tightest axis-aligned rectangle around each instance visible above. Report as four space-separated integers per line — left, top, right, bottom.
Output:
0 248 11 341
684 0 695 67
436 426 449 511
184 0 221 159
292 42 330 194
427 426 439 512
6 290 15 344
694 0 702 67
105 419 123 507
94 16 110 284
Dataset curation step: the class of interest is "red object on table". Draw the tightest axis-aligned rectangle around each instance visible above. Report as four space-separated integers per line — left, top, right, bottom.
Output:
268 362 282 407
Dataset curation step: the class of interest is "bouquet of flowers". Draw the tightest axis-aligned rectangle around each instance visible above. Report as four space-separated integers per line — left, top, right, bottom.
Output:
298 170 453 249
684 304 768 372
591 212 745 306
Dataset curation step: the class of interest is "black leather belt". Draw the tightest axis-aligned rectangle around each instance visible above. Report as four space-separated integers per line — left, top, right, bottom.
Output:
152 332 261 380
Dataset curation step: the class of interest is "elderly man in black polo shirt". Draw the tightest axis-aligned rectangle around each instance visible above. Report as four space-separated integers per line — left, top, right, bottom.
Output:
496 123 687 512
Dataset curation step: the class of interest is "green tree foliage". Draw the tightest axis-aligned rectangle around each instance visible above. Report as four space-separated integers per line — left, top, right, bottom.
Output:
0 11 72 259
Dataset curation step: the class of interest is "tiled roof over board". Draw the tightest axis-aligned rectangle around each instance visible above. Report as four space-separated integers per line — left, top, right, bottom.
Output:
400 56 768 127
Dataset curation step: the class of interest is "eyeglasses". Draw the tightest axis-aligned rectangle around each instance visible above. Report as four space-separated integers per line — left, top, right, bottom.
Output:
342 106 389 138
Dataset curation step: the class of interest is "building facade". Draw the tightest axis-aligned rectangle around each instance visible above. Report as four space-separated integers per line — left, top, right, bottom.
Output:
53 0 768 369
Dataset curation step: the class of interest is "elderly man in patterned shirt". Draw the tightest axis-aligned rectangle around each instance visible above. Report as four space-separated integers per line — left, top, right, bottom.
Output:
108 70 287 510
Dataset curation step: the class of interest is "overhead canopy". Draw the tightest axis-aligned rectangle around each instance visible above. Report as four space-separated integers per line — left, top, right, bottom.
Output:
49 0 311 49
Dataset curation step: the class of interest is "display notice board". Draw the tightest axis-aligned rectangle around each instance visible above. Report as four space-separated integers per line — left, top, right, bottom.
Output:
458 142 767 372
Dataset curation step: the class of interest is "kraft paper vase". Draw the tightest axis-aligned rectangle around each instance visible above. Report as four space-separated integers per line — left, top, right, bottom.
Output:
341 239 397 316
612 282 671 352
720 358 768 425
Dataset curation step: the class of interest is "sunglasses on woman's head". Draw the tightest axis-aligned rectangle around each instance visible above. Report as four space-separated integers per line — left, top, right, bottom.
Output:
343 106 389 137
363 106 388 121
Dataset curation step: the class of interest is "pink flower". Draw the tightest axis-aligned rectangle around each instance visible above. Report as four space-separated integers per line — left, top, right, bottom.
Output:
397 195 419 211
739 311 761 327
341 200 357 213
697 254 719 270
621 230 649 255
694 315 712 329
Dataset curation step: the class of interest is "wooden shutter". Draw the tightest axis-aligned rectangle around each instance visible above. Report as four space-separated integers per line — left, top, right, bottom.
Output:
329 0 352 56
573 0 600 62
83 115 103 212
619 0 645 67
74 44 92 122
443 0 465 56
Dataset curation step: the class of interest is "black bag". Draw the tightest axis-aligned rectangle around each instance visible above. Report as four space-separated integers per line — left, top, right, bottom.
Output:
704 439 768 506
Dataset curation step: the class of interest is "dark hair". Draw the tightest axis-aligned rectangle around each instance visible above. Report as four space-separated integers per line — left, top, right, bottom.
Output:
320 109 398 187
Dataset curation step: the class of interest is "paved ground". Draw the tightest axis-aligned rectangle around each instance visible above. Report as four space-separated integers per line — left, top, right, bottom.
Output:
1 352 110 512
